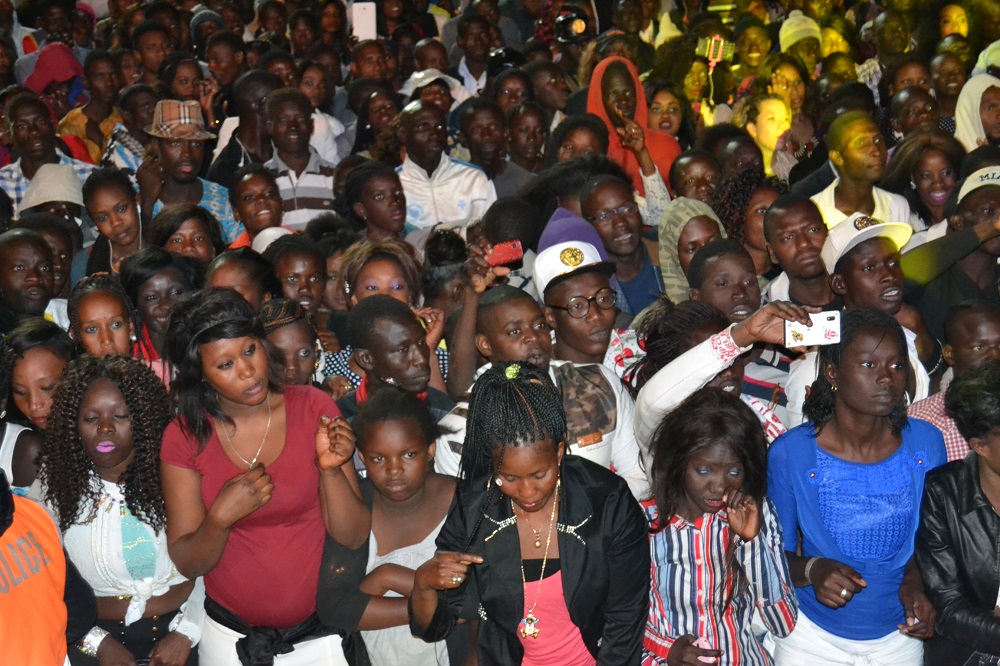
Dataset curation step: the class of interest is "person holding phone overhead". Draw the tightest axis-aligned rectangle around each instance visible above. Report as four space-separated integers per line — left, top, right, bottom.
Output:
159 289 369 665
409 361 649 665
768 308 945 665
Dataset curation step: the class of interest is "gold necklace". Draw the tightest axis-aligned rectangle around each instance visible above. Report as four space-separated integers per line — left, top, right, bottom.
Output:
516 478 560 640
220 392 272 469
515 507 544 548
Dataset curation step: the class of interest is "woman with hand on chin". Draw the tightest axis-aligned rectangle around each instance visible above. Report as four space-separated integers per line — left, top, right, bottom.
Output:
409 362 649 665
768 308 946 665
159 289 369 665
32 355 203 666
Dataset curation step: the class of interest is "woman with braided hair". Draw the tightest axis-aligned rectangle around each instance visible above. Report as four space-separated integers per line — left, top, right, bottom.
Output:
711 170 788 280
409 361 649 665
255 297 326 388
29 354 203 665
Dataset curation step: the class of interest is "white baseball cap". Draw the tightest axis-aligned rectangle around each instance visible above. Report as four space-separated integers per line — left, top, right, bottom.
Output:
957 167 1000 204
821 213 913 274
533 241 615 297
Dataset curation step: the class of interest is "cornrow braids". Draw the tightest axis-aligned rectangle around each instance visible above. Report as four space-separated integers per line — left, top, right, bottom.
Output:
36 355 172 533
255 297 316 338
68 274 150 357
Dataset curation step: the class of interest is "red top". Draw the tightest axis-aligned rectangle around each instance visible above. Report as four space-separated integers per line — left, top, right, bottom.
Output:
519 568 595 666
160 385 338 628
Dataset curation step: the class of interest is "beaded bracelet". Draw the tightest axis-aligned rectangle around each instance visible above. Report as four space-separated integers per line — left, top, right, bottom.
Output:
77 626 109 657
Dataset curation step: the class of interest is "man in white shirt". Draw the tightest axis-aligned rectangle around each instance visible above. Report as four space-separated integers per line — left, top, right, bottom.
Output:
810 111 920 232
396 100 496 232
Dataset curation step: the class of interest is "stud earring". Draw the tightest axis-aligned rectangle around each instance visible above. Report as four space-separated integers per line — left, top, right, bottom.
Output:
910 181 916 190
495 477 503 487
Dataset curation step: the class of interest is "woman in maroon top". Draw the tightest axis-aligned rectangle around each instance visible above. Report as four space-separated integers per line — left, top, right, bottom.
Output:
159 289 369 665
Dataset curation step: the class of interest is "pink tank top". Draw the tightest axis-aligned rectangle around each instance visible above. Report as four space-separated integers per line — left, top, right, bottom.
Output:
519 569 596 666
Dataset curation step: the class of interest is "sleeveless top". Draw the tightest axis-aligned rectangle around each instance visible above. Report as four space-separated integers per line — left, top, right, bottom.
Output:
361 516 449 666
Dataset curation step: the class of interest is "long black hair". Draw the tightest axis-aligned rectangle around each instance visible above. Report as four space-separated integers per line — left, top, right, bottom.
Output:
803 308 910 436
163 289 284 447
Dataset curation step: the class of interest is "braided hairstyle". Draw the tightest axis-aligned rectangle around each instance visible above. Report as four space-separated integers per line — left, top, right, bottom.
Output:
255 297 316 338
803 308 909 436
628 299 729 396
36 355 171 533
462 361 566 483
68 273 150 357
711 170 788 246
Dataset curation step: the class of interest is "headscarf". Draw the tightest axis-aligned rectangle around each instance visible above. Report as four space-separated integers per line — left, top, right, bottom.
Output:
955 73 1000 152
24 42 85 117
657 197 726 304
586 56 681 197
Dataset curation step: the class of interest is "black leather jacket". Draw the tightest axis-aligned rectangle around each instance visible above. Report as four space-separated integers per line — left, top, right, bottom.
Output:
915 454 1000 665
411 455 650 665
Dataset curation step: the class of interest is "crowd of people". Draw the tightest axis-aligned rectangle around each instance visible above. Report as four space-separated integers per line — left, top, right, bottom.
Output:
2 0 1000 663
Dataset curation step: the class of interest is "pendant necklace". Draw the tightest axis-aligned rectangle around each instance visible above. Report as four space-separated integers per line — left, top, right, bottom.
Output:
220 392 272 469
516 478 560 640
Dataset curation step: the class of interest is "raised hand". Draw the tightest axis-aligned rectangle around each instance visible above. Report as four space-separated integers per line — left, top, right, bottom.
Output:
466 244 511 295
730 301 813 348
413 306 446 349
614 104 646 154
315 415 356 471
723 489 760 541
208 464 274 529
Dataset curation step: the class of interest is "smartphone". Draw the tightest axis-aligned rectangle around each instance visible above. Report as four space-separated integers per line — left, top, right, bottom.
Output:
351 2 377 42
784 311 842 348
485 240 523 267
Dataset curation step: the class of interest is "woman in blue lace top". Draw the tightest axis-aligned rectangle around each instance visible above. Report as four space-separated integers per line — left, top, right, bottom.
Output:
767 308 946 665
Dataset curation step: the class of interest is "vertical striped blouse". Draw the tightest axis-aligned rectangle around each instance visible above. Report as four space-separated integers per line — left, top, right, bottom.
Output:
642 497 798 666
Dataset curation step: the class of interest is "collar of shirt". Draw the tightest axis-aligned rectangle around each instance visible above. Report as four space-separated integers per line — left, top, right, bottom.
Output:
458 56 486 93
265 146 322 176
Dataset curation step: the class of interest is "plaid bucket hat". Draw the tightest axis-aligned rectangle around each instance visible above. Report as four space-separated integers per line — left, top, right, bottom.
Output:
145 100 216 140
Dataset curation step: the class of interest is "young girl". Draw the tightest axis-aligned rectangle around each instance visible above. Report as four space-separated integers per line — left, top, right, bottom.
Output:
68 274 142 358
263 234 328 324
205 247 282 309
78 167 144 284
341 161 407 241
227 165 288 250
120 247 199 361
0 320 71 492
297 59 345 163
318 387 455 665
148 204 227 265
1 320 74 434
643 387 798 665
31 355 202 665
507 102 548 175
410 362 649 663
256 298 325 387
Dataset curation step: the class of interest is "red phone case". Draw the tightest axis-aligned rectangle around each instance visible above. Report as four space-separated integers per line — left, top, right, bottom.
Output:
486 240 524 266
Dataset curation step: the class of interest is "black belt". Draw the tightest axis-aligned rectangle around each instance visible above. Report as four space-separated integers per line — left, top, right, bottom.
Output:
204 596 335 666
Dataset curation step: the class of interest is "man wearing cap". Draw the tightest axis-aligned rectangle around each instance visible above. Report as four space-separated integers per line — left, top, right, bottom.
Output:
810 111 917 233
439 277 648 499
0 93 96 217
779 10 820 77
553 4 595 87
785 213 934 427
396 100 497 232
136 99 241 243
910 168 1000 342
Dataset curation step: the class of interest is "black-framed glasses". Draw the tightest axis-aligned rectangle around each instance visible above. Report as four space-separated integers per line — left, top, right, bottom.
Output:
546 288 616 319
587 202 639 225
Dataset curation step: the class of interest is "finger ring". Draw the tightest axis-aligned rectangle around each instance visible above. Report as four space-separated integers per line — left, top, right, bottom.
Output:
451 575 463 585
840 588 849 600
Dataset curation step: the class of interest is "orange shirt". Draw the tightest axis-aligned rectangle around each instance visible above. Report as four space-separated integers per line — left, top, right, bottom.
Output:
0 496 68 664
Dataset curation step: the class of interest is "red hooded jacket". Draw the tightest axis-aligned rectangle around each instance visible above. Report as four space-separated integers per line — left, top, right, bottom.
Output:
586 56 680 197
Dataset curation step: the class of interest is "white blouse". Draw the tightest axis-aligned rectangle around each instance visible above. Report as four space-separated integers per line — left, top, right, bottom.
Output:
30 476 204 642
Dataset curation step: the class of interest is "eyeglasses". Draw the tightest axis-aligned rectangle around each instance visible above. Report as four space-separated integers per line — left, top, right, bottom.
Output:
587 202 638 225
546 288 616 319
